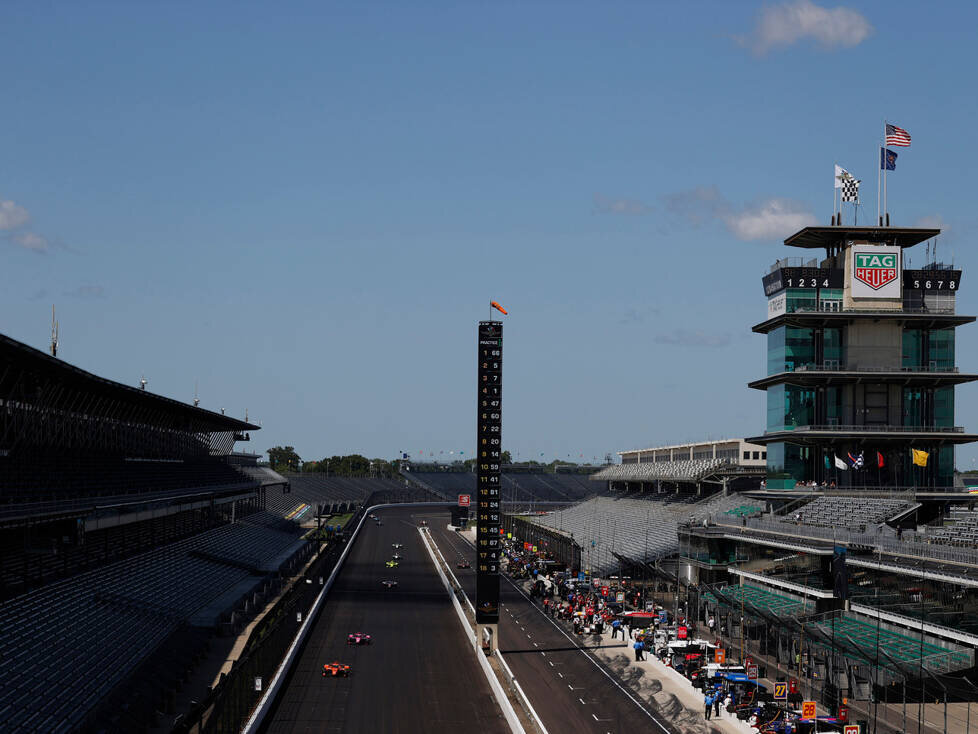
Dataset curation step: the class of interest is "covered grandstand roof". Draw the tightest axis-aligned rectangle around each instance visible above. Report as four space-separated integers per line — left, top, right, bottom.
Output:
0 332 258 432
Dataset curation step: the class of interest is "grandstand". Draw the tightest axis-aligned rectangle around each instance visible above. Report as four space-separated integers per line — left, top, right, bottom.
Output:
780 495 920 529
405 466 596 503
0 511 309 732
0 332 331 731
506 491 750 576
920 506 978 547
592 438 766 494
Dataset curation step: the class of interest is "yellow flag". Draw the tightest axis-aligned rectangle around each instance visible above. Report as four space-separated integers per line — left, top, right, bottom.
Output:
912 449 929 467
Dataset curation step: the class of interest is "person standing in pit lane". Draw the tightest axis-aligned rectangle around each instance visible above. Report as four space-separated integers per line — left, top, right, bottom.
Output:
633 639 644 661
611 618 621 639
704 692 713 720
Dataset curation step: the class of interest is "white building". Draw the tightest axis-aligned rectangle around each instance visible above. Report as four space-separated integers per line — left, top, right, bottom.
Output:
619 438 767 468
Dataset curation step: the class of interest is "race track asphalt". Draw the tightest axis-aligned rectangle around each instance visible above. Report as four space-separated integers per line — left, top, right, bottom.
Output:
261 506 509 734
426 512 680 734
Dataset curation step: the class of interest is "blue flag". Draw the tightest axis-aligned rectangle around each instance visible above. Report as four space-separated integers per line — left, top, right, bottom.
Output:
881 147 897 171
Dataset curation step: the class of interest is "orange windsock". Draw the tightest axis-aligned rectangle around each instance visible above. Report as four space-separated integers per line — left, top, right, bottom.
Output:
490 301 508 315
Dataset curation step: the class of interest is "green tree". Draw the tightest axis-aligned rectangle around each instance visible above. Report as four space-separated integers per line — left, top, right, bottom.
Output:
268 446 301 472
501 450 512 464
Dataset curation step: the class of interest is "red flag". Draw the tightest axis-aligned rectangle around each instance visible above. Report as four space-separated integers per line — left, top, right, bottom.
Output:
877 451 885 468
490 301 508 315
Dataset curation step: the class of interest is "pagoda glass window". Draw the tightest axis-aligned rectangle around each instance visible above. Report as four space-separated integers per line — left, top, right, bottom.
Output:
767 384 816 430
767 326 815 374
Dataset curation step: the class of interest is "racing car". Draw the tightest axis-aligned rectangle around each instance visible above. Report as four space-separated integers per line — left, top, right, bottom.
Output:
420 520 427 527
323 662 351 677
381 579 398 588
347 632 372 645
385 560 399 568
456 559 471 569
392 543 403 549
391 553 403 560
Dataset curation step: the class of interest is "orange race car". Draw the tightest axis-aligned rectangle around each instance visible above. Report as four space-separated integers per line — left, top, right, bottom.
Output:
323 662 351 677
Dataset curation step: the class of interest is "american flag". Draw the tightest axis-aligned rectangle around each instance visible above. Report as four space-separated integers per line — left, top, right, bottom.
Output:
885 123 911 147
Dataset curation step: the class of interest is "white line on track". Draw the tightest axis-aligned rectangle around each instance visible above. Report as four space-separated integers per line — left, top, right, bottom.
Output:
447 531 672 734
578 698 586 705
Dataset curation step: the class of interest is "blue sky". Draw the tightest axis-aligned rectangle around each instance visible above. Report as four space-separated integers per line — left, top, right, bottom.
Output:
4 1 978 466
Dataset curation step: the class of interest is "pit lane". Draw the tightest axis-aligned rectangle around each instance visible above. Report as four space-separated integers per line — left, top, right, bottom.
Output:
424 510 681 734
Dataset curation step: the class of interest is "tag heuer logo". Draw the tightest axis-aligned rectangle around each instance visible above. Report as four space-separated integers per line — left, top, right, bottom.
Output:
854 252 898 290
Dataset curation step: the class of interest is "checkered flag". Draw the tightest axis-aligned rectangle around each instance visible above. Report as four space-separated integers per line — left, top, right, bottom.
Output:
840 177 860 202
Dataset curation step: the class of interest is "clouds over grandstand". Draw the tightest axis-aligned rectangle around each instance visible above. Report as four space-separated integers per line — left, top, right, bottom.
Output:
593 192 654 215
654 329 731 348
664 186 815 242
737 0 873 56
0 197 52 253
64 285 106 299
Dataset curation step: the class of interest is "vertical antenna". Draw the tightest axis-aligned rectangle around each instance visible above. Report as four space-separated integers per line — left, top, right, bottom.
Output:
140 375 147 390
193 380 200 407
245 407 249 422
50 305 59 357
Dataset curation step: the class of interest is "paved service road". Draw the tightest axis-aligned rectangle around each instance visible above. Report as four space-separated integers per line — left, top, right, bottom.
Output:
262 507 508 734
426 511 679 734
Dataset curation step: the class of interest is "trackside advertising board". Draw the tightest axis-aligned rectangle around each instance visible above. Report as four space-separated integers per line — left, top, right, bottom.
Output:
851 245 901 299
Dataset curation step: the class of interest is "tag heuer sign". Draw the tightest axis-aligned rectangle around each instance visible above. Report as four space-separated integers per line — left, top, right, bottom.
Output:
851 245 901 299
854 252 898 289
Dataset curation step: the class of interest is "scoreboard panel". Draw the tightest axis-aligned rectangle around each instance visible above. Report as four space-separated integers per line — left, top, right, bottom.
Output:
903 269 961 291
763 267 843 297
476 320 502 625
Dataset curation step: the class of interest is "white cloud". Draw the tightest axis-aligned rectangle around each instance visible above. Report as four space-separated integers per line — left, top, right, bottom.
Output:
0 199 30 230
65 284 105 299
655 329 732 348
663 186 816 242
914 214 946 232
593 193 654 215
724 198 816 241
663 185 727 227
743 0 872 55
12 231 49 252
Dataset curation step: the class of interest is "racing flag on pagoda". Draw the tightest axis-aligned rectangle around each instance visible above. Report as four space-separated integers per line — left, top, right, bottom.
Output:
912 449 929 467
848 451 864 469
881 147 898 171
877 451 885 468
840 176 860 202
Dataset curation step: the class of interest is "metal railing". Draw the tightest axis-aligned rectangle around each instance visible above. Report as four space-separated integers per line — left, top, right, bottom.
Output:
711 516 978 568
791 305 957 316
790 363 959 374
768 257 819 272
768 424 965 434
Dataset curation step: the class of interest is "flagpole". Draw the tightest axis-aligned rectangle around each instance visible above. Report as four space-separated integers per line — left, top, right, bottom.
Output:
877 143 882 226
833 166 838 224
883 119 888 225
